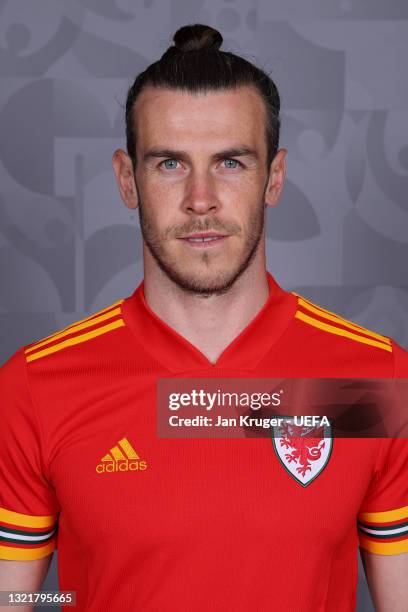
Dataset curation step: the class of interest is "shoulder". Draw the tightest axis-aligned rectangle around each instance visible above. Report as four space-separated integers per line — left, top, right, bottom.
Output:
293 292 392 352
0 345 26 387
291 292 407 375
22 298 126 366
391 338 408 376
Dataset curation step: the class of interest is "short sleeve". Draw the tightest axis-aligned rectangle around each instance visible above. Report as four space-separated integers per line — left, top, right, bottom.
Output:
0 348 59 560
357 437 408 555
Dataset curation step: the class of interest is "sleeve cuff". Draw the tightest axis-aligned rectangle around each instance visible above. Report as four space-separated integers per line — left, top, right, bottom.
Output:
358 504 408 555
0 506 58 560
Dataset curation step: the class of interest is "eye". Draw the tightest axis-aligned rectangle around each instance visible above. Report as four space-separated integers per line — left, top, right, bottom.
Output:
223 158 241 169
160 159 179 170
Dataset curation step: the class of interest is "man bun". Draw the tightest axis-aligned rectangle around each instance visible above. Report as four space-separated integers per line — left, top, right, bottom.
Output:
173 24 223 52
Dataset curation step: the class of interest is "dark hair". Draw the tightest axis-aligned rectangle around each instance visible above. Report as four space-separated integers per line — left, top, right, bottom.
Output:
125 24 281 169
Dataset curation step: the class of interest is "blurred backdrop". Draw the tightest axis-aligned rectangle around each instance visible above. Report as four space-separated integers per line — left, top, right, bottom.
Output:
1 1 408 610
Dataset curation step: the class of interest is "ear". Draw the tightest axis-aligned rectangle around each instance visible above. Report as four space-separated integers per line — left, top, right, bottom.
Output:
264 148 287 208
112 149 138 210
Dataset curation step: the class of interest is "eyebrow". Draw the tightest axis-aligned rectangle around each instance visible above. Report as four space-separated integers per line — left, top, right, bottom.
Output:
142 147 259 163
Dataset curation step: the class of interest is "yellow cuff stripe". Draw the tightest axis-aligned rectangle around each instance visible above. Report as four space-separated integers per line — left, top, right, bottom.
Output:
0 540 56 561
359 536 408 556
0 507 57 529
359 505 408 523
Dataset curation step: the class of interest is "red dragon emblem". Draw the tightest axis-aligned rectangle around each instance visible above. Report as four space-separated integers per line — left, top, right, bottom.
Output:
279 423 325 477
272 421 332 485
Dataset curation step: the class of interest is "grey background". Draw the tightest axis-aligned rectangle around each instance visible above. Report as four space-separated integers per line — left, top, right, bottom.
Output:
1 1 407 610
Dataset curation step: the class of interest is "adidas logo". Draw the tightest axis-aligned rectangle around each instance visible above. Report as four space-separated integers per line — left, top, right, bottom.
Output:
96 437 148 474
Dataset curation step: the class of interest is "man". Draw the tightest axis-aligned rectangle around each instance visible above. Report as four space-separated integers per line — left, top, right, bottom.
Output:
0 23 407 612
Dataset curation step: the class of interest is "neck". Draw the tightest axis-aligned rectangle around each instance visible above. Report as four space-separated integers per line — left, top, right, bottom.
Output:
142 256 270 365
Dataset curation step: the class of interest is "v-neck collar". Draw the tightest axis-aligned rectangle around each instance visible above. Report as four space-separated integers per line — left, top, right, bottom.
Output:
122 272 297 373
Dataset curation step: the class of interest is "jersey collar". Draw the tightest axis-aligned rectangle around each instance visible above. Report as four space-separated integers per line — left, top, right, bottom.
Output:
122 271 297 373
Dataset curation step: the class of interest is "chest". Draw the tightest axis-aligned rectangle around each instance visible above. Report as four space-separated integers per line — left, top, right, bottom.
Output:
45 382 377 553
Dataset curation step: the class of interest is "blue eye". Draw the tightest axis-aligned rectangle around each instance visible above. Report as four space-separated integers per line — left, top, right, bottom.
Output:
162 159 179 170
223 159 240 169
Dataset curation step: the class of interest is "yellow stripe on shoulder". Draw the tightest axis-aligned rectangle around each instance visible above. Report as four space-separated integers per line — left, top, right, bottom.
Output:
293 292 391 344
25 299 124 353
25 307 123 354
295 310 392 352
293 294 391 345
26 319 125 363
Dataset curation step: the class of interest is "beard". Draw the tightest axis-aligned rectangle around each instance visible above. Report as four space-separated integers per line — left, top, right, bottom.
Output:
136 184 266 297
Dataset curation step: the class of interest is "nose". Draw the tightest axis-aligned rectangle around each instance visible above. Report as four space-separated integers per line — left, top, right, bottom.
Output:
182 169 218 215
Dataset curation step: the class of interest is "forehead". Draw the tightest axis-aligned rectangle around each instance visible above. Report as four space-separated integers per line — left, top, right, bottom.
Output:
132 85 267 151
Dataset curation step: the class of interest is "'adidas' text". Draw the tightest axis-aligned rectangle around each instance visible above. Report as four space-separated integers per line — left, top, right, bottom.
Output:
96 459 148 473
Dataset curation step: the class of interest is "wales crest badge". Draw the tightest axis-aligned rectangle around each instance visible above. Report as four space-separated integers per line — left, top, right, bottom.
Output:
271 417 333 486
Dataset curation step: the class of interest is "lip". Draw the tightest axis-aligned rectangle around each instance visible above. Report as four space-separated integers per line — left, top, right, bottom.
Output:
180 232 227 239
177 233 229 248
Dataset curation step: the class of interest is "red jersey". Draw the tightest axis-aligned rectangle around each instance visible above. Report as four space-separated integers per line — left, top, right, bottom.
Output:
1 272 407 611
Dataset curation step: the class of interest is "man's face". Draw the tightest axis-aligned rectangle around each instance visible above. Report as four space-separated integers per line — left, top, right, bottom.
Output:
128 85 281 295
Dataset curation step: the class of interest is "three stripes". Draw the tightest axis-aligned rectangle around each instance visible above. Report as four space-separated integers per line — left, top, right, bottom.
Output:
101 437 140 462
294 294 392 353
24 300 125 363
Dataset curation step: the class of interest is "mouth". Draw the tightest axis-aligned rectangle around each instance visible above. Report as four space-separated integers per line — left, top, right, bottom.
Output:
177 232 229 248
